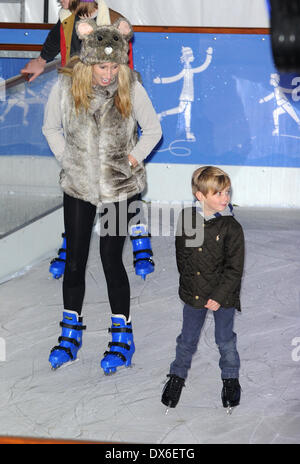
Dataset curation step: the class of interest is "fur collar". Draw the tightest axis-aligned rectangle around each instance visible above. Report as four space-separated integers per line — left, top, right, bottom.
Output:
59 8 72 22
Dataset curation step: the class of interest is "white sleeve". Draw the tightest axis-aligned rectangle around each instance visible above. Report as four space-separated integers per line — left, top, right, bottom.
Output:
42 79 66 164
130 81 162 164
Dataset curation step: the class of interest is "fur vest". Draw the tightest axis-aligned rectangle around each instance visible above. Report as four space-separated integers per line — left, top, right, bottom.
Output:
59 70 146 206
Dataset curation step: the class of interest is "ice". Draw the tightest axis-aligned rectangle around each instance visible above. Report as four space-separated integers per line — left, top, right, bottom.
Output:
0 207 300 444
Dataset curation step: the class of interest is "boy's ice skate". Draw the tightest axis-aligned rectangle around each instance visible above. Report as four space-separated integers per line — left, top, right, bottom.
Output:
161 374 185 414
221 378 241 414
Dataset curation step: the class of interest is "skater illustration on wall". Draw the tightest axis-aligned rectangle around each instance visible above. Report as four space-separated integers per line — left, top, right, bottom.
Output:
0 76 57 155
153 46 213 142
259 72 300 137
0 83 39 126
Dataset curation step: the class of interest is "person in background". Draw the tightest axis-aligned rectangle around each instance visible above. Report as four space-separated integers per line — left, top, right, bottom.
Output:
21 0 132 82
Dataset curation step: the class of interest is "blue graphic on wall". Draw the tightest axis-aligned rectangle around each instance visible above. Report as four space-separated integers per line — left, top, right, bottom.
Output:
133 33 300 167
259 73 300 136
154 45 213 142
1 32 300 167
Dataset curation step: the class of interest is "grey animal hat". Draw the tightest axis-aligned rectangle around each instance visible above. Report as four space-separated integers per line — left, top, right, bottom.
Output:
76 18 133 65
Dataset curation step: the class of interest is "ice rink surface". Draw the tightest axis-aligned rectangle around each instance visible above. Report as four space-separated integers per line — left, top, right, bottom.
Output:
0 207 300 444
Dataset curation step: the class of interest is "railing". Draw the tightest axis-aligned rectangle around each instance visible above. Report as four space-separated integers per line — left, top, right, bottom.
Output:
0 55 62 240
0 22 270 51
2 58 59 89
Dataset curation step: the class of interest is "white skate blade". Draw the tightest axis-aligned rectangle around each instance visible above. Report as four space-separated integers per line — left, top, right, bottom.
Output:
102 362 135 376
103 370 116 376
50 357 79 371
164 400 173 415
226 406 233 415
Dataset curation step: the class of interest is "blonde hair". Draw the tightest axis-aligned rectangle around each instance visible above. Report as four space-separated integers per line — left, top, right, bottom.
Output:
114 64 132 119
191 166 231 197
59 57 132 118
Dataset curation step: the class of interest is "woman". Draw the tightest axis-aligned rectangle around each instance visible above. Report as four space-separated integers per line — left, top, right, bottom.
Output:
42 18 162 374
21 1 134 281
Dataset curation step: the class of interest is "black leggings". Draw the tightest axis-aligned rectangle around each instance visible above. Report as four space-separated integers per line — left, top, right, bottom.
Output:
63 193 140 320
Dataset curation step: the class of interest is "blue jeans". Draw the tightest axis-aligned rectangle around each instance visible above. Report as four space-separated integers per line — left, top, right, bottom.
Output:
170 303 240 380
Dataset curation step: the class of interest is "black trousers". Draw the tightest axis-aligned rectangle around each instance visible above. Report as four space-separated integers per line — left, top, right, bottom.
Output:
62 192 140 320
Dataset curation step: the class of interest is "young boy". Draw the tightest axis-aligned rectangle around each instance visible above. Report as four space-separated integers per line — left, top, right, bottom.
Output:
162 166 245 413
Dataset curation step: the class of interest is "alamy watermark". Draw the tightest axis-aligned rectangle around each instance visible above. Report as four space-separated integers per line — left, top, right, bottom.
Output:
97 199 205 248
291 78 300 101
291 337 300 362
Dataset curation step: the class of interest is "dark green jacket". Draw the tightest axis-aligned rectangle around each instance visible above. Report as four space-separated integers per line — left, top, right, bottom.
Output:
175 206 244 311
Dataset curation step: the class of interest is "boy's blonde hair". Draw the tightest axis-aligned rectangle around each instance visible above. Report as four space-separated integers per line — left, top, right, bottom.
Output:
59 56 132 118
191 166 231 197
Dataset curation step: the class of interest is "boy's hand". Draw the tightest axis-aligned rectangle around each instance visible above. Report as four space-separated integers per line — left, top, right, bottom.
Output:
205 299 220 311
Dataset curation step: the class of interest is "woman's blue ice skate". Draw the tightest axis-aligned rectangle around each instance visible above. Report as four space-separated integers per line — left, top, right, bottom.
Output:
101 315 135 375
49 311 86 370
130 224 154 280
49 233 66 279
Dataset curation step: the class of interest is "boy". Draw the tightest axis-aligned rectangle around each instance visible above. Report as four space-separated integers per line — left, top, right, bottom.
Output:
162 166 244 413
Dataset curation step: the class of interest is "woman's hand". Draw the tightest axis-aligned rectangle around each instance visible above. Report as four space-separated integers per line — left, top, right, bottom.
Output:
128 154 138 168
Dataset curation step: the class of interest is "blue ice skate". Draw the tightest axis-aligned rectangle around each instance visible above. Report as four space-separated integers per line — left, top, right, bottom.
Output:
49 311 86 370
49 233 66 279
130 224 154 280
101 315 135 375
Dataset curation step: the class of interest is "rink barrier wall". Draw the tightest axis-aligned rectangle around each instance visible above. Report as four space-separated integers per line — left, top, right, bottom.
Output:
0 204 63 284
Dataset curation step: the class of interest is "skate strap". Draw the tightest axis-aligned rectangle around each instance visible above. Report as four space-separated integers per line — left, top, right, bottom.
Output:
109 327 132 334
60 321 86 331
130 234 151 241
50 345 74 360
50 248 67 265
103 350 126 362
58 336 81 348
134 257 155 266
50 257 66 264
108 341 130 351
133 249 153 257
